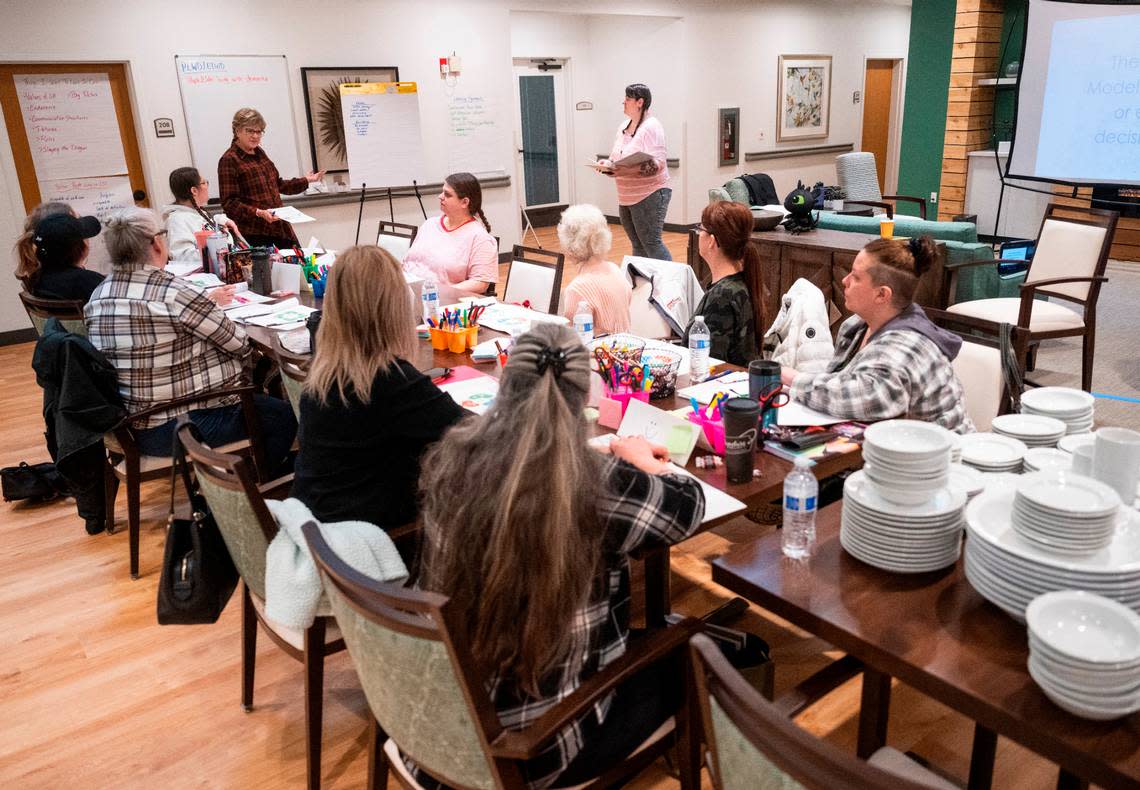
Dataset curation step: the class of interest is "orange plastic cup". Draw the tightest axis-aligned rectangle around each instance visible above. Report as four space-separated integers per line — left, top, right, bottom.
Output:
465 326 479 349
447 329 467 354
429 328 448 351
879 217 895 239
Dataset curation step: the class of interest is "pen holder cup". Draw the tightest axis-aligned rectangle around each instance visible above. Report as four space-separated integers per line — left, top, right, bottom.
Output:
595 335 646 367
465 326 479 349
429 328 450 351
642 349 683 400
311 275 328 299
687 412 726 455
598 389 650 429
446 329 469 354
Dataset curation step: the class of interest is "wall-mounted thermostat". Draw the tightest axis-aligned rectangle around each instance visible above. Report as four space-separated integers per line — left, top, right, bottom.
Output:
154 118 175 138
852 91 861 104
575 101 593 111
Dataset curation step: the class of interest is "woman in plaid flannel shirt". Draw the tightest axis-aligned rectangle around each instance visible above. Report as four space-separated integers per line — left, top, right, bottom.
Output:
414 323 706 788
781 236 974 434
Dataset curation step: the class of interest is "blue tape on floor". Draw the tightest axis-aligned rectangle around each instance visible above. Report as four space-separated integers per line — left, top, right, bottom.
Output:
1093 392 1140 404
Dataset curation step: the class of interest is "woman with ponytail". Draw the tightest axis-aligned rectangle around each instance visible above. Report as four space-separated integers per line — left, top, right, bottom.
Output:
414 322 705 788
781 235 974 433
14 202 105 301
403 171 498 300
684 200 759 365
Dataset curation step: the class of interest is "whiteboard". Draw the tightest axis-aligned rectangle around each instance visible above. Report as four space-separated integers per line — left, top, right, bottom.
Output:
340 82 427 189
175 55 303 200
447 93 505 177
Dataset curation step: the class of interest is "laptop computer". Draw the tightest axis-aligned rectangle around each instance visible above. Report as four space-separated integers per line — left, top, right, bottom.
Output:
997 239 1035 278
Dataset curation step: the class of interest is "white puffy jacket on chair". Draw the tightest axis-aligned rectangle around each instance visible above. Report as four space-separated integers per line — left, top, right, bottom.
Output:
762 278 834 372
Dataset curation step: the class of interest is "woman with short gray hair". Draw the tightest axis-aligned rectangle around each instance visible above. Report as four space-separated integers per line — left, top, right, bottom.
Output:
217 106 325 249
85 207 297 472
557 203 631 334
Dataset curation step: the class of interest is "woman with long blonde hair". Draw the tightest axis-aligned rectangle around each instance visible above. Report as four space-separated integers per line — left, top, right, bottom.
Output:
291 245 463 530
413 322 706 788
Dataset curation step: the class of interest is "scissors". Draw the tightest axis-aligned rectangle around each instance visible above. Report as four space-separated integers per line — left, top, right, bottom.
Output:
756 382 790 410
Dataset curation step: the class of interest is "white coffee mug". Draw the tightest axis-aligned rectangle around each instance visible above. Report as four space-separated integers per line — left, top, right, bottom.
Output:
1093 427 1140 503
1071 444 1095 477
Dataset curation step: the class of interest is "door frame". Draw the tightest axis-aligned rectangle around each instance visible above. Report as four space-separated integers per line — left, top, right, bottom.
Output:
511 57 575 211
857 56 906 196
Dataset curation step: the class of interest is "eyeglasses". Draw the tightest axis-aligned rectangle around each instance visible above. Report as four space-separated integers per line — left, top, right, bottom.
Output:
242 127 265 136
697 224 708 233
151 230 169 242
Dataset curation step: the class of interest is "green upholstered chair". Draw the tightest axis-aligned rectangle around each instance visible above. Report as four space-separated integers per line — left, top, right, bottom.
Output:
946 204 1119 392
178 423 343 790
302 521 704 790
19 290 87 337
690 635 957 790
270 333 310 420
709 186 734 205
815 211 979 243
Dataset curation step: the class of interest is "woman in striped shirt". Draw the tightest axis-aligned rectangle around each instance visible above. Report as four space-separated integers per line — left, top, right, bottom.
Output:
599 84 672 260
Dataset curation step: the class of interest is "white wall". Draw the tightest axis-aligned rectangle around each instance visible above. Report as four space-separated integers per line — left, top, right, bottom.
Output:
0 0 910 334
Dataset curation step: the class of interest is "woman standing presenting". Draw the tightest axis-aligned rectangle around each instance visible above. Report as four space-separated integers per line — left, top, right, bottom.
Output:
217 108 324 249
599 84 672 260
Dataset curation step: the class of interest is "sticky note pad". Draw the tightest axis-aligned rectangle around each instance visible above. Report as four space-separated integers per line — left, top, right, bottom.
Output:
667 424 693 454
597 397 624 430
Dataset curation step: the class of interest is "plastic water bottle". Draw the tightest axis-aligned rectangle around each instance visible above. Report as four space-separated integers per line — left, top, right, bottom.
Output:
421 275 440 322
573 301 594 345
689 315 711 383
782 457 818 559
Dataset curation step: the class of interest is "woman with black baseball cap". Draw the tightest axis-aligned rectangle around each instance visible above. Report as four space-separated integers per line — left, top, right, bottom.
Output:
15 211 105 302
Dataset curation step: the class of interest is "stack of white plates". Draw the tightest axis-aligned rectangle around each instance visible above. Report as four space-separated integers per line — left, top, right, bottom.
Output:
1011 471 1120 554
959 432 1027 473
840 471 966 573
992 413 1067 448
963 487 1140 622
948 463 985 499
861 420 952 505
947 432 962 465
1058 432 1096 454
1022 447 1075 474
1026 591 1140 720
1021 387 1095 435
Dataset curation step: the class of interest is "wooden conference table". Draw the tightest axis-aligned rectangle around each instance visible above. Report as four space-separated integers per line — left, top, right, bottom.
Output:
712 502 1140 790
243 314 864 625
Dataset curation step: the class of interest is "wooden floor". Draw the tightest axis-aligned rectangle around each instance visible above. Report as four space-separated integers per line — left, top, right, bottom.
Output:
0 225 1070 788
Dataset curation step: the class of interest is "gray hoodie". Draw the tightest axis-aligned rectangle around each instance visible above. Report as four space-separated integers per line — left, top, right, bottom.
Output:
871 303 962 361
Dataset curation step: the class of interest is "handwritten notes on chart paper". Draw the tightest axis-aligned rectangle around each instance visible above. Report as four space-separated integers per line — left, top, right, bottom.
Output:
340 82 426 189
447 94 503 176
38 176 135 275
15 74 128 181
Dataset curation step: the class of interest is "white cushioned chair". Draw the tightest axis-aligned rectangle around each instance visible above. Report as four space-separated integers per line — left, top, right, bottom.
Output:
376 220 418 263
503 245 565 314
835 151 927 219
945 204 1118 391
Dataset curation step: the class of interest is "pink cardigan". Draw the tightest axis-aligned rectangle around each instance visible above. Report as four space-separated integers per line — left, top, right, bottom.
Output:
609 115 670 206
561 261 632 334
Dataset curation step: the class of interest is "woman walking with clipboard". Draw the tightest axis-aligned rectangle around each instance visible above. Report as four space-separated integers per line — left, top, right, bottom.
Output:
593 84 672 260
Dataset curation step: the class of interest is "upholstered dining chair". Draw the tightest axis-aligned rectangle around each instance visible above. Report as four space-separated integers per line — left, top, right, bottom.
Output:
376 220 419 262
835 152 926 219
503 245 565 314
270 333 310 420
178 423 343 790
19 290 87 337
926 308 1030 432
689 634 957 790
945 204 1118 392
104 386 265 579
303 521 704 790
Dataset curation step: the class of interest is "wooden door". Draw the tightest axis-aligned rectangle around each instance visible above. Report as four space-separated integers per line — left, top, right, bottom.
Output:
0 63 148 212
860 60 894 191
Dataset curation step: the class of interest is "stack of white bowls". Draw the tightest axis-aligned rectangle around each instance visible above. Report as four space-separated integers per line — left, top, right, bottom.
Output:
1058 432 1096 454
947 432 962 465
992 413 1067 448
963 486 1140 622
862 420 952 505
1011 471 1120 554
1023 447 1077 474
1026 591 1140 720
840 471 966 573
1021 387 1096 435
959 432 1027 473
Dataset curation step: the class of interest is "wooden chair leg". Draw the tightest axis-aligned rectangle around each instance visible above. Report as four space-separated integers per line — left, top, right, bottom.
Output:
103 466 119 535
676 654 703 790
1082 327 1095 393
366 715 389 790
126 460 141 579
241 585 257 712
303 618 328 790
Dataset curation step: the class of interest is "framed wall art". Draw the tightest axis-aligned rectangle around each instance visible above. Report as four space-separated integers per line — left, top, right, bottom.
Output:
718 107 739 166
777 55 831 142
301 66 399 173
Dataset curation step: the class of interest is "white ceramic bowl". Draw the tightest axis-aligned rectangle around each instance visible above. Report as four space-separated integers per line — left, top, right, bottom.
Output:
1026 590 1140 665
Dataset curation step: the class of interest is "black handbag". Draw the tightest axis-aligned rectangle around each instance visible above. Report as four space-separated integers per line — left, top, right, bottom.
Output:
157 426 239 625
1 461 70 501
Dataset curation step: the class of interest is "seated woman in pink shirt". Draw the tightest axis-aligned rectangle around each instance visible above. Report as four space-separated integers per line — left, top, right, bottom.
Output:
557 204 631 334
402 172 498 301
